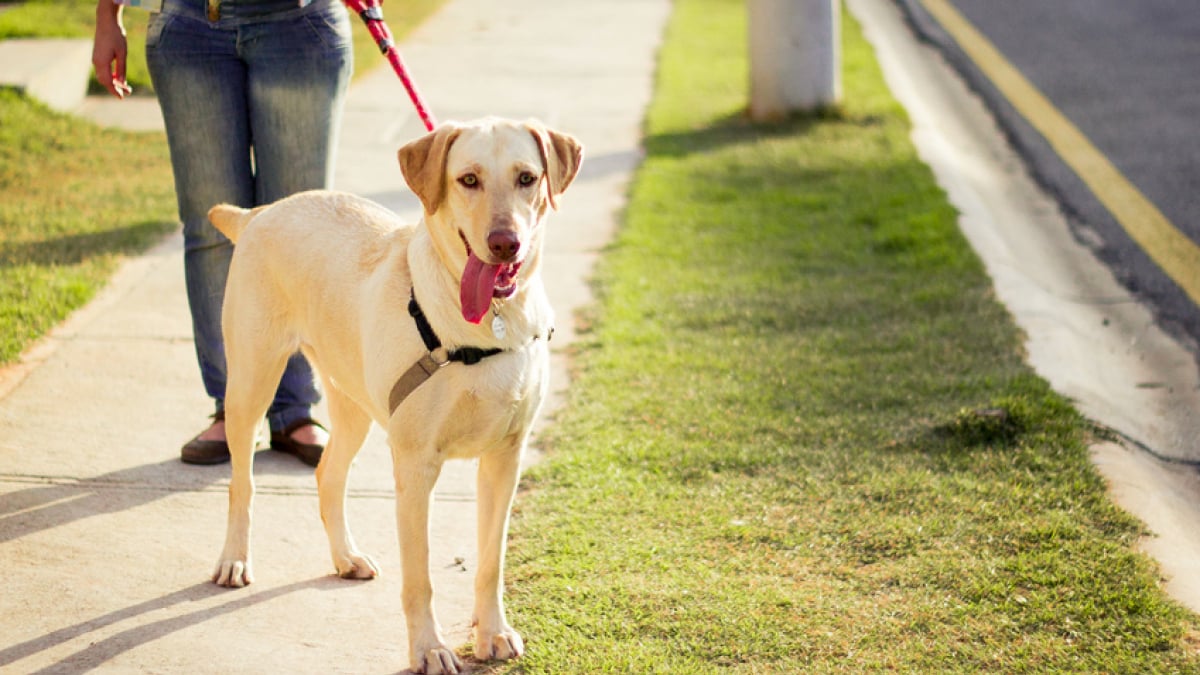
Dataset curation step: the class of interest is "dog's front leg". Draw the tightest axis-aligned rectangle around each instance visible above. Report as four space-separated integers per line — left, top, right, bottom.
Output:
472 443 524 662
395 460 463 675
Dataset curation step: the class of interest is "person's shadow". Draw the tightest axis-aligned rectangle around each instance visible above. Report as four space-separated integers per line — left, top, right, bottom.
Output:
0 452 316 546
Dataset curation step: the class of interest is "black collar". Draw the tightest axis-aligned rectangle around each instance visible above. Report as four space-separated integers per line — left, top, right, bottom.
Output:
407 291 503 365
389 291 506 414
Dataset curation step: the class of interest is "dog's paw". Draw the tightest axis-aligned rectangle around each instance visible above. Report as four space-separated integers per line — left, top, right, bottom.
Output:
411 645 463 674
474 626 524 662
335 552 380 580
212 557 254 588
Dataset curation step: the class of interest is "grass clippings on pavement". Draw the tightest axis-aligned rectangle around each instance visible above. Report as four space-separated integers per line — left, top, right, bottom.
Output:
488 0 1200 672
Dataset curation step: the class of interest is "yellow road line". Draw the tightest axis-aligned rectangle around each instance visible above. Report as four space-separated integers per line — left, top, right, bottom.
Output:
918 0 1200 307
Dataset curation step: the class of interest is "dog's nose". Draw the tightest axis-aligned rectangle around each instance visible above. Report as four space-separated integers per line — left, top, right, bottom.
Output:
487 231 521 262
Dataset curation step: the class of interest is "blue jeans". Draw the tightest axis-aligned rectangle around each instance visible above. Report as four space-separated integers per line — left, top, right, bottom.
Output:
146 0 353 432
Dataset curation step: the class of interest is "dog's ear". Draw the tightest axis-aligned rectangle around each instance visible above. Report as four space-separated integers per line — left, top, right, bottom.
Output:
525 121 584 210
398 123 464 216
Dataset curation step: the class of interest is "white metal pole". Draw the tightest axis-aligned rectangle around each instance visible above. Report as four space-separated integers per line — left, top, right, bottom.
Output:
748 0 842 120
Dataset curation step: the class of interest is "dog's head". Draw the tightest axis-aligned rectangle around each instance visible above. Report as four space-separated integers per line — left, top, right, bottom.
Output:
398 118 583 324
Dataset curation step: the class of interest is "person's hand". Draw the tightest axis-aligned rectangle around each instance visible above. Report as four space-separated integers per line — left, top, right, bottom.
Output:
92 0 133 98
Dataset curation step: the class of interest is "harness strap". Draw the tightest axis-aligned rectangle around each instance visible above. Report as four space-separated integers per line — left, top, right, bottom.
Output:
388 350 446 414
388 292 504 414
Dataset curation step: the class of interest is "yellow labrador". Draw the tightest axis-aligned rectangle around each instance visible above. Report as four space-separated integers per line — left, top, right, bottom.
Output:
206 117 582 674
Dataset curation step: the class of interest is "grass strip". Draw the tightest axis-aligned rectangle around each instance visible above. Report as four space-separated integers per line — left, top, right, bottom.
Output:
0 0 442 365
0 88 176 363
490 0 1200 671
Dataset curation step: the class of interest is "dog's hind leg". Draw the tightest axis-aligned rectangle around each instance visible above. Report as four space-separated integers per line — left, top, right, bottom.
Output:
472 441 525 662
213 310 293 588
316 382 379 580
212 370 279 587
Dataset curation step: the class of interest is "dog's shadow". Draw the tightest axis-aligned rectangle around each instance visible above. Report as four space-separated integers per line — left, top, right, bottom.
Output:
0 578 331 672
0 456 492 673
0 574 489 674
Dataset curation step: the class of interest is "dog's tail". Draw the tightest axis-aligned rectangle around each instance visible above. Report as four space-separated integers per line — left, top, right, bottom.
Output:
207 204 267 244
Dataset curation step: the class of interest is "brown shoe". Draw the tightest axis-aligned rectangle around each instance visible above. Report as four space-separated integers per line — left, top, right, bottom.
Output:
270 417 327 467
181 410 230 465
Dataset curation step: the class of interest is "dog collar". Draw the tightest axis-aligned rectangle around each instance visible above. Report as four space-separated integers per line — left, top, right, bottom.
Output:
387 291 505 414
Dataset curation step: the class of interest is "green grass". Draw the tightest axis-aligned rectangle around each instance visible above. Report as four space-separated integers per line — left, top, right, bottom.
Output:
0 0 443 365
484 0 1200 672
0 88 176 362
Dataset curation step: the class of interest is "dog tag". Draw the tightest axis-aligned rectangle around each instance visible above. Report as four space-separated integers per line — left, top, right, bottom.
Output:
491 312 507 340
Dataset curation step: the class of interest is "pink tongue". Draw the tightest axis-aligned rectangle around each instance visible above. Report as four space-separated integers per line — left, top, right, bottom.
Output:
461 252 503 324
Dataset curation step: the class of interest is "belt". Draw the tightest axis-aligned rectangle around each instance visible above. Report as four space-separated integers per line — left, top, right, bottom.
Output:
204 0 314 22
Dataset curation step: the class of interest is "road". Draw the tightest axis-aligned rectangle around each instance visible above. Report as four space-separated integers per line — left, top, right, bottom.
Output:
895 0 1200 356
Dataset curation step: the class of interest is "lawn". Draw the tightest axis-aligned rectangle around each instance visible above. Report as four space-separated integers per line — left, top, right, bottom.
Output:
0 89 175 363
483 0 1200 671
0 0 441 365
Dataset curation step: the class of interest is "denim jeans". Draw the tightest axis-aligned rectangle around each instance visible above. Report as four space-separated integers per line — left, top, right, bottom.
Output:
146 0 353 432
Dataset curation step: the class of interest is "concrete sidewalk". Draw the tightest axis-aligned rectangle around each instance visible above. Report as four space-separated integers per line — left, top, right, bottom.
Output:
0 1 670 672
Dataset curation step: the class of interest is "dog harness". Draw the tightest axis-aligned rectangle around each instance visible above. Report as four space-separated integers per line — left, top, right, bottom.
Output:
387 292 504 414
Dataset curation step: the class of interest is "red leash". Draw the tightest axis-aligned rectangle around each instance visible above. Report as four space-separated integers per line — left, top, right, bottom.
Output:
343 0 437 132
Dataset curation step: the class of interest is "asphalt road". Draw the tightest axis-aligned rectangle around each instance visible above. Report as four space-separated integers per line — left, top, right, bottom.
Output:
895 0 1200 355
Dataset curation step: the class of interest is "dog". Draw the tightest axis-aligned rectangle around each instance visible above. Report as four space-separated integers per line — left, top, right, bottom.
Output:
206 117 583 674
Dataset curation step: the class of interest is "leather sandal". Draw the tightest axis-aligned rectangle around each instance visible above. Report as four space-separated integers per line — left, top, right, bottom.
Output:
181 410 230 465
270 417 327 467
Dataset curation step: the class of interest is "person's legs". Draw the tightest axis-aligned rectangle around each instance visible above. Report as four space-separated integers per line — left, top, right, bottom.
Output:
146 6 252 421
239 1 353 434
146 0 352 462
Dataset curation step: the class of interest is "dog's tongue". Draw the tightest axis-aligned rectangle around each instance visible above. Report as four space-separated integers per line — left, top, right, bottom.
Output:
461 252 502 324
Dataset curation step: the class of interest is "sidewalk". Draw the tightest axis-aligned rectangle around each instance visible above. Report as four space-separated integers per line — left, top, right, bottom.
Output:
0 1 670 672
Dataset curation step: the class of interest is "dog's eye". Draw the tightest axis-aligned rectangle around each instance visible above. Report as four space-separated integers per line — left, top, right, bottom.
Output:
459 174 479 188
517 171 538 187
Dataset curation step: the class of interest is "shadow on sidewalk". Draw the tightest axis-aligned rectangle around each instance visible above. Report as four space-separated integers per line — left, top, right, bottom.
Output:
0 577 338 671
0 459 222 545
0 453 320 545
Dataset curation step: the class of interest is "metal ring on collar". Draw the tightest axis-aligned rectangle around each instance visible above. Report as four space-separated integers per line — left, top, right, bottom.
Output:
430 347 450 366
